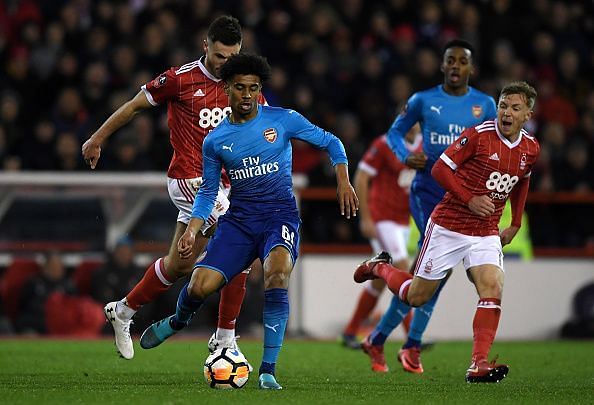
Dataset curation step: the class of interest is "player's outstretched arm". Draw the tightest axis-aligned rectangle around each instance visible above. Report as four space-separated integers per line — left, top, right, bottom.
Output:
335 163 359 219
82 91 152 169
353 168 376 238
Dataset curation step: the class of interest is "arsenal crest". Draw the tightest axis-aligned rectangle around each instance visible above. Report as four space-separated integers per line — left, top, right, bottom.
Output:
263 128 278 143
472 105 482 118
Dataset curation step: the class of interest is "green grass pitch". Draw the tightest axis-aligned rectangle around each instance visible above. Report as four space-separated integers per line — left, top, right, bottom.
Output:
1 339 593 404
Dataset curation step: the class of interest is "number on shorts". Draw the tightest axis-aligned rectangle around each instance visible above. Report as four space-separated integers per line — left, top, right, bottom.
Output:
281 225 295 247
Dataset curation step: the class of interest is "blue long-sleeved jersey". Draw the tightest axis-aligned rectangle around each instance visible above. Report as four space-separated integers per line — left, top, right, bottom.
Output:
387 85 496 189
192 105 348 219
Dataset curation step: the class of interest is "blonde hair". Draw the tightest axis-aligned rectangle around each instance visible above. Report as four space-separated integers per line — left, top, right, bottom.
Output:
500 81 537 109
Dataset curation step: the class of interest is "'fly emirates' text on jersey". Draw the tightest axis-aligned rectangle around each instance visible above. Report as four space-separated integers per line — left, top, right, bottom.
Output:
387 85 496 191
431 120 540 236
142 57 265 179
192 105 348 219
358 134 421 225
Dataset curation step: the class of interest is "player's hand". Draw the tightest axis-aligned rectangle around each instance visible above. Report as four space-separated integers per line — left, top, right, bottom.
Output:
500 226 519 246
468 195 495 217
405 153 427 170
359 217 377 239
82 137 101 169
337 182 359 219
178 229 196 259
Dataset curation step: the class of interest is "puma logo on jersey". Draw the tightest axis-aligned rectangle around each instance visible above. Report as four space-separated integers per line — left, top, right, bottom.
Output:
430 105 443 114
222 143 233 152
489 153 500 161
193 89 205 97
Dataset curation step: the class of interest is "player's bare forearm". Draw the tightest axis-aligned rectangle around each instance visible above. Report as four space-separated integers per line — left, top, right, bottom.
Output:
178 217 205 259
509 176 530 228
500 225 520 246
82 91 151 168
335 163 359 219
353 169 374 237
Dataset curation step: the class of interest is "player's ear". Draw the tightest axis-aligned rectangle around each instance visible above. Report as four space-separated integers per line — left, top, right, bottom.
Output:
224 83 230 95
203 39 208 53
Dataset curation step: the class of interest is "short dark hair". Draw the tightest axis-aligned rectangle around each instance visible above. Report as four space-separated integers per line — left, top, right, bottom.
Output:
443 39 475 58
207 15 242 46
219 53 272 83
500 81 538 109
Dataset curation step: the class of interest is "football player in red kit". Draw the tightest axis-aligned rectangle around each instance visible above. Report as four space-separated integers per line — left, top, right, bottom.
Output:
354 81 539 383
341 126 421 349
82 16 262 362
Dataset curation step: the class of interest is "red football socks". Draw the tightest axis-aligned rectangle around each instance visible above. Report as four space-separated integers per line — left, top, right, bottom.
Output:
217 271 248 330
471 298 502 362
344 287 379 336
374 263 413 303
125 258 175 310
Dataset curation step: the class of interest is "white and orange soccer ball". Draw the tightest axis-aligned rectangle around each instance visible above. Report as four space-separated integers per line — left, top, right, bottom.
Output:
203 347 250 389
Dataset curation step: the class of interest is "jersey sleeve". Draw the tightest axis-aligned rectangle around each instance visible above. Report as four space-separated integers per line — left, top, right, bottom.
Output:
283 110 348 166
438 127 479 171
141 67 179 106
191 136 222 221
358 137 384 177
386 92 423 163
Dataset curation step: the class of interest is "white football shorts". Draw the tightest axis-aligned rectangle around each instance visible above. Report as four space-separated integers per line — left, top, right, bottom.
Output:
369 220 410 263
414 218 504 280
167 177 230 234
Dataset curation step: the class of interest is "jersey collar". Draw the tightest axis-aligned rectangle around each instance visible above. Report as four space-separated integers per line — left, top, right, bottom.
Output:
494 119 524 148
198 56 220 82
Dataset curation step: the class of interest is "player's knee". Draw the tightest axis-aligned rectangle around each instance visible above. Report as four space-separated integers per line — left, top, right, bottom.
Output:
188 276 218 300
264 269 290 289
479 279 503 298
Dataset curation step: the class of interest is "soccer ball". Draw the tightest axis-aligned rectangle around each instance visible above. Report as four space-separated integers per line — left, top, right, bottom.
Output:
203 347 250 389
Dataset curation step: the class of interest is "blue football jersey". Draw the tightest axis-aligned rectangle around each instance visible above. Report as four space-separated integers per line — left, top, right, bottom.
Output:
387 85 496 188
192 105 348 220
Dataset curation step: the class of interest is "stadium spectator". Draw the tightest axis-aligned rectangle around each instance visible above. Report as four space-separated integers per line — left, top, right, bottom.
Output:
16 251 76 334
89 236 144 307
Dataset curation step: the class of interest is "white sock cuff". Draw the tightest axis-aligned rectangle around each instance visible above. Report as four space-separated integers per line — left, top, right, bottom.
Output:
398 279 412 301
154 258 173 286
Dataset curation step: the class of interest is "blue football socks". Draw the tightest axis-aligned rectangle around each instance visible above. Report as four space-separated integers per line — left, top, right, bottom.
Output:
169 282 204 330
370 295 411 345
259 288 289 376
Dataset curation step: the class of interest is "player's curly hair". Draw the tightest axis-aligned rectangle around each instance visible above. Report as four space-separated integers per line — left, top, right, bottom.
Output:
219 53 272 83
207 15 242 46
501 81 538 109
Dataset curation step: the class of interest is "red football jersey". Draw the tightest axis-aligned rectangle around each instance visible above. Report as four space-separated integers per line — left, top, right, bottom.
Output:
142 57 265 179
358 134 421 225
431 120 540 236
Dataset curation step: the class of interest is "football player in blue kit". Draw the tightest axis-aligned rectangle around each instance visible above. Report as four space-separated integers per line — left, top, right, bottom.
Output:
361 39 498 374
140 53 359 390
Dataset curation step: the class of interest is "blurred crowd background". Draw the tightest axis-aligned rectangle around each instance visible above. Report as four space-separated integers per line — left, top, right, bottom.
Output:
1 0 593 247
0 0 593 335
